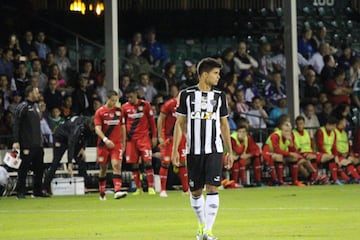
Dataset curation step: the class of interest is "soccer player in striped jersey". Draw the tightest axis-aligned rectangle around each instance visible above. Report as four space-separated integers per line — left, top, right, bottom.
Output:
172 58 233 240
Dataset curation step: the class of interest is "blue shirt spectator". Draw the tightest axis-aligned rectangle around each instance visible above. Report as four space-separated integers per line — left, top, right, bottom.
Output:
0 49 14 79
143 29 168 67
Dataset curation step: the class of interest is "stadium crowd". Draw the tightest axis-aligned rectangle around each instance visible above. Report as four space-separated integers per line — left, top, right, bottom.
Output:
1 24 360 194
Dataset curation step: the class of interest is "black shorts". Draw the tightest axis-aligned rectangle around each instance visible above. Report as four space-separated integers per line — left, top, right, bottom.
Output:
186 152 223 192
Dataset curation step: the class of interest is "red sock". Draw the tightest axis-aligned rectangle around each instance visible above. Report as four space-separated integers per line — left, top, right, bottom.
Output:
239 159 246 184
112 174 122 192
347 165 360 179
253 157 262 182
310 162 318 182
275 163 284 183
159 166 168 191
338 168 350 181
132 171 141 188
290 163 299 183
232 161 240 183
145 167 154 188
98 177 106 195
178 166 189 192
328 162 338 181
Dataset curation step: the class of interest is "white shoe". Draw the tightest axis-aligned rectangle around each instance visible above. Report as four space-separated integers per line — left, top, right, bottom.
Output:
114 191 128 199
99 195 107 201
159 190 168 198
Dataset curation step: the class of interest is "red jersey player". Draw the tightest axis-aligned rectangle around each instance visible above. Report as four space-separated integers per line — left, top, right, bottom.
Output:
157 85 188 197
122 86 157 195
94 90 127 200
230 123 263 187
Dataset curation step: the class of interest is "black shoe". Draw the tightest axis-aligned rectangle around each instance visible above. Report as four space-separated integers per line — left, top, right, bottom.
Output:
32 191 51 198
16 193 26 199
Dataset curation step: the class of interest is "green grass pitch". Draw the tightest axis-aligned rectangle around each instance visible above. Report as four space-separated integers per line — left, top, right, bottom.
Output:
0 185 359 240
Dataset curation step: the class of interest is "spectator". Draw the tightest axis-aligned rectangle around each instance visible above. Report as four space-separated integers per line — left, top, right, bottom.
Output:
298 28 316 59
10 62 30 98
21 31 37 57
264 71 286 108
310 26 337 54
309 42 331 74
43 78 63 111
338 44 357 71
246 96 268 129
320 54 336 86
126 32 144 56
34 31 51 60
237 70 260 103
300 103 320 138
71 74 94 116
47 107 65 133
180 60 197 88
331 103 353 127
43 52 55 75
233 41 258 71
124 44 151 81
0 74 12 110
162 62 178 96
30 58 48 93
317 101 333 126
349 57 360 87
315 92 329 114
143 29 168 67
8 90 22 114
138 73 157 103
55 44 72 82
300 68 321 107
60 95 73 118
119 74 131 104
7 34 22 57
269 98 288 127
234 89 249 118
38 100 53 147
219 47 235 77
48 64 66 90
256 42 273 78
0 48 15 79
325 67 352 105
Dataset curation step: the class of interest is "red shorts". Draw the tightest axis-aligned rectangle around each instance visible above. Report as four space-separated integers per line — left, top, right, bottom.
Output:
126 137 152 164
159 135 186 162
97 143 123 164
262 145 272 165
301 151 323 164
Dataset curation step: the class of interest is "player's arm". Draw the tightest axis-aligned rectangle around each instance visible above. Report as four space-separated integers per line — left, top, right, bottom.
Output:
95 125 114 149
220 117 233 169
157 112 166 146
12 103 26 150
172 114 186 167
147 103 158 147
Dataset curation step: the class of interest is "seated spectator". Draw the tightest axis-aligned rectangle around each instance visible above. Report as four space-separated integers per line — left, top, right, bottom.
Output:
20 30 37 57
300 103 320 138
47 107 65 133
309 42 331 75
162 62 178 96
349 57 360 87
246 96 268 129
43 52 55 75
310 26 337 54
48 63 67 90
337 44 357 71
0 48 15 79
0 74 12 110
325 67 352 105
38 100 53 147
237 70 260 103
138 73 157 103
30 58 48 93
124 44 152 81
60 95 73 118
256 42 273 78
331 103 354 127
126 32 144 56
300 68 320 108
10 62 30 98
315 92 329 114
34 31 51 60
71 74 95 116
55 44 72 83
269 97 288 127
119 74 131 104
298 27 316 60
7 34 22 57
320 54 336 87
8 90 22 114
317 101 333 126
233 41 258 71
234 89 249 118
179 60 197 88
43 78 63 111
264 71 286 108
143 28 168 67
219 47 236 77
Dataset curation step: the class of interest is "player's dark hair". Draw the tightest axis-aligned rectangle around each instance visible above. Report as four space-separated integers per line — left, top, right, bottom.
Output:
295 115 305 123
197 57 222 77
277 114 291 127
125 85 138 95
326 115 338 125
106 90 118 99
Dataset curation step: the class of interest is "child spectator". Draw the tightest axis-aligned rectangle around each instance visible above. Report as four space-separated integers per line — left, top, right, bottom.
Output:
61 95 73 118
47 107 64 133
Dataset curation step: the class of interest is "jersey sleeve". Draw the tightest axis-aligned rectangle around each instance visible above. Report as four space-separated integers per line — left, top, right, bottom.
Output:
219 91 228 118
94 108 102 126
176 90 187 115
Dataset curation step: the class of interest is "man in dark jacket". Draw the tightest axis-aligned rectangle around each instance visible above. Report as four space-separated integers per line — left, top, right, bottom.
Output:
42 115 94 195
13 85 46 198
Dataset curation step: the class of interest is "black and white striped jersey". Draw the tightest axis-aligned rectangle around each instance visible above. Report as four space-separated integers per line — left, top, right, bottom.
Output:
176 85 228 155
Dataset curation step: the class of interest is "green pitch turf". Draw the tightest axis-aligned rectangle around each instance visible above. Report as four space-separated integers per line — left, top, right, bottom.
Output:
0 185 359 240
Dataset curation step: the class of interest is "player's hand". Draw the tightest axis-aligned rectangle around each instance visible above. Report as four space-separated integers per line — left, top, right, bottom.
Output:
152 137 157 148
12 142 20 150
224 153 234 170
171 151 180 167
67 163 74 177
105 139 115 149
77 148 86 161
